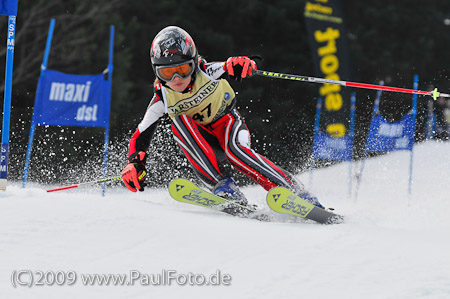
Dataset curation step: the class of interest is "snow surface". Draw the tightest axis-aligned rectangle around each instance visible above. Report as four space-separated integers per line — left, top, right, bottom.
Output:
1 141 449 299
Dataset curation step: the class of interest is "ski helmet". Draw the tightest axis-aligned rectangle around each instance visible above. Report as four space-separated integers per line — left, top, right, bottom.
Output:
150 26 198 80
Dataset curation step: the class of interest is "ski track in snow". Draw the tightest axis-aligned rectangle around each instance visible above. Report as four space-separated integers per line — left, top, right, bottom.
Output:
1 141 449 299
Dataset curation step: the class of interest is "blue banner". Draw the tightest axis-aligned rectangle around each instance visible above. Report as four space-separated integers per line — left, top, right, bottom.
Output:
304 0 352 140
0 0 18 16
33 69 111 128
365 113 415 152
313 132 353 161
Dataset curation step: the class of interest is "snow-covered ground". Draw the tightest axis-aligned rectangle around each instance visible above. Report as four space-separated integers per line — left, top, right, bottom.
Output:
1 141 449 299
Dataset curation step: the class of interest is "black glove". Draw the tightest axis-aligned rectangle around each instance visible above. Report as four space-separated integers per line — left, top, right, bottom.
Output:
224 56 257 82
121 151 148 192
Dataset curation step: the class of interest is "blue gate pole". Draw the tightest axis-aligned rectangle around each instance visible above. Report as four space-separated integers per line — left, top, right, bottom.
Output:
354 81 384 200
0 16 17 190
102 125 110 197
425 99 435 140
309 98 322 189
22 19 55 188
101 25 114 196
408 75 418 198
348 93 356 198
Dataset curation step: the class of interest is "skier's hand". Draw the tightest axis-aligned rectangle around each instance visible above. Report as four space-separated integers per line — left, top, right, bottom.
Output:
121 151 148 192
224 56 257 81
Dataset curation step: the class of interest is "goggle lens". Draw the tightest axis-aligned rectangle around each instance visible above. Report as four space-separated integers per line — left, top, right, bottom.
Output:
156 61 194 82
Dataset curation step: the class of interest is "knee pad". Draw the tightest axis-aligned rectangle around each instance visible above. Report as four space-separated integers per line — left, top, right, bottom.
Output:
237 130 251 149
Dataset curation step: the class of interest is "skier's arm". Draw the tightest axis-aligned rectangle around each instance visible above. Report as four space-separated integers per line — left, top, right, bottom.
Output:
129 93 164 156
122 90 165 192
199 58 227 80
200 56 257 83
199 56 257 81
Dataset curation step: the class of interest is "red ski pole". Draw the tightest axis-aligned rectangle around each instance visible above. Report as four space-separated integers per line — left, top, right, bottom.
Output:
46 176 122 192
255 70 449 100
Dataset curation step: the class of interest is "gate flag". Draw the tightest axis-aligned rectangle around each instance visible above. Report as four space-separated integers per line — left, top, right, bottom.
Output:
355 75 418 199
0 0 18 16
365 113 415 152
32 70 111 128
313 132 353 161
309 93 356 197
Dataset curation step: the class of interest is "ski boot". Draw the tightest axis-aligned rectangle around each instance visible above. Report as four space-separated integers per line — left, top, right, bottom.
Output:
213 177 248 205
297 191 325 209
213 177 253 216
287 174 325 209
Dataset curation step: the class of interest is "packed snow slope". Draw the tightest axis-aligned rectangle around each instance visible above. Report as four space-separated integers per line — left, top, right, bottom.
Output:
1 141 449 299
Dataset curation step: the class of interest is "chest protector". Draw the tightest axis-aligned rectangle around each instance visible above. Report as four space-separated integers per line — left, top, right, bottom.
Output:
160 71 235 125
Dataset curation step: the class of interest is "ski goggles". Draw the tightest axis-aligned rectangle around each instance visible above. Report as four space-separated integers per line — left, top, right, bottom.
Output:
155 60 195 82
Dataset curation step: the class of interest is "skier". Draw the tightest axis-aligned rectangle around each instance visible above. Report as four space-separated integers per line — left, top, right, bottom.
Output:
121 25 323 209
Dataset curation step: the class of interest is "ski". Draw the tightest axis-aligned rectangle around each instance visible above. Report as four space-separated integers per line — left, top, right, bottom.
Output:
266 187 344 224
168 178 270 221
